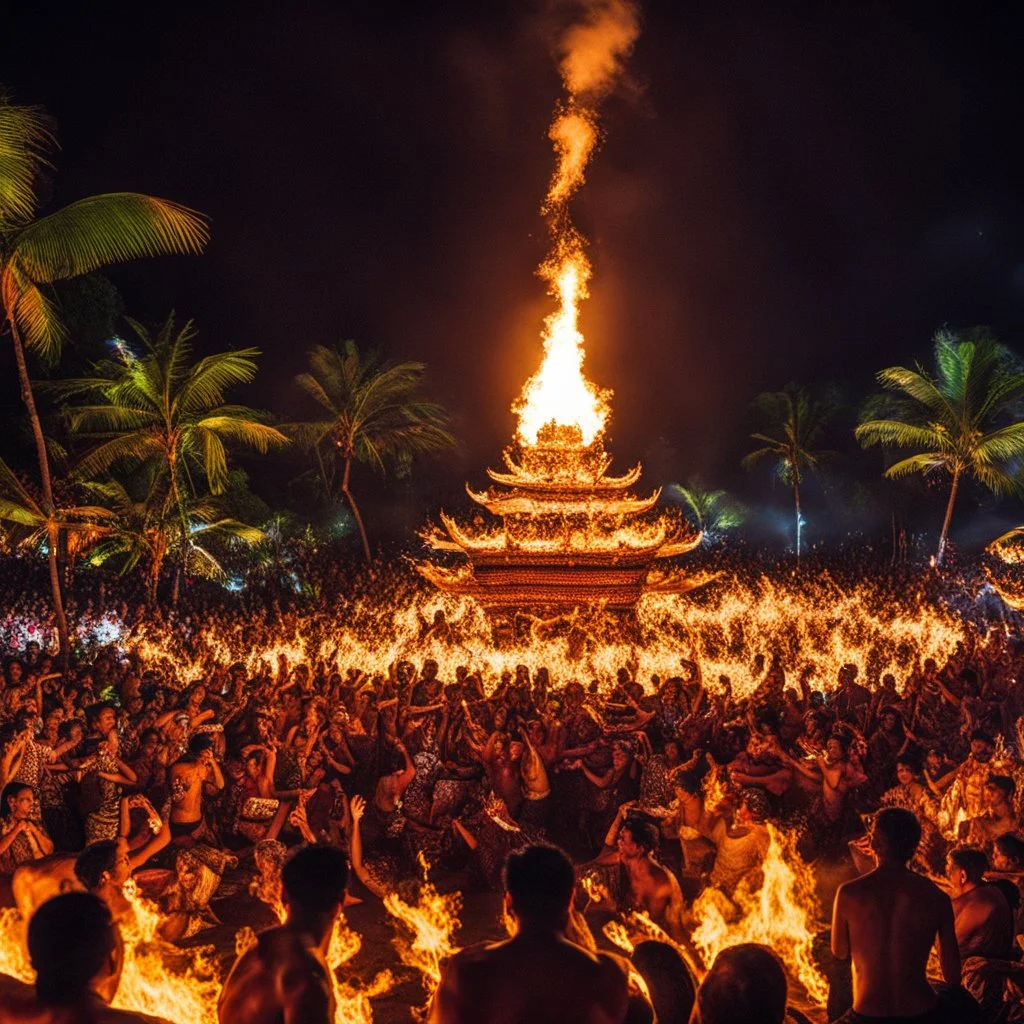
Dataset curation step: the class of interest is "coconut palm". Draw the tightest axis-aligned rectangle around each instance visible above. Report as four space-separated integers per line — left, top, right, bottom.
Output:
287 340 455 561
668 481 746 543
0 457 113 604
54 315 288 535
856 328 1024 564
0 91 207 655
81 477 264 606
741 384 833 558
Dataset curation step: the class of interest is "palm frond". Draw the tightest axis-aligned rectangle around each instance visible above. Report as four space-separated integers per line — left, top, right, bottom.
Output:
0 98 54 225
12 193 208 282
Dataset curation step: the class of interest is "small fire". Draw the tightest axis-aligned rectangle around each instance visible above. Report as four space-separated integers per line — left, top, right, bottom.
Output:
0 908 32 982
690 824 828 1006
327 914 393 1024
384 854 462 1012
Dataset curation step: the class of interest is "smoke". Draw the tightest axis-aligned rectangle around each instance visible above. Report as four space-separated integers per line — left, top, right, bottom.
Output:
557 0 641 102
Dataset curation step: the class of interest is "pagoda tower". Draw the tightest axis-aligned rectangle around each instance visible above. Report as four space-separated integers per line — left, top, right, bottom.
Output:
417 422 705 614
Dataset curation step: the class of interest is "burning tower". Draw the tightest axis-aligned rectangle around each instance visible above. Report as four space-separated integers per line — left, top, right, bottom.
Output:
418 0 707 614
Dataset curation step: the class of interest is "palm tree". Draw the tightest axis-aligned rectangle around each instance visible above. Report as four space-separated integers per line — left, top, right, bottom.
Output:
668 481 746 543
741 383 833 558
856 328 1024 564
81 477 263 606
55 315 288 536
287 340 455 561
0 458 113 615
0 91 207 655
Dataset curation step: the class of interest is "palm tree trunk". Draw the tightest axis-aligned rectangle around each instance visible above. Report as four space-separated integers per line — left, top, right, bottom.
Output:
341 455 372 562
936 468 961 566
9 318 70 666
793 478 802 560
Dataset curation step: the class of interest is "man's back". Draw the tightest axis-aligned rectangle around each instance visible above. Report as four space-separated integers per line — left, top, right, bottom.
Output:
953 884 1014 960
218 927 334 1024
0 973 163 1024
430 932 628 1024
836 866 953 1017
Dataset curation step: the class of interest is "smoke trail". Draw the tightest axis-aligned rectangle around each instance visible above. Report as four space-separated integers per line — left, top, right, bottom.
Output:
558 0 641 102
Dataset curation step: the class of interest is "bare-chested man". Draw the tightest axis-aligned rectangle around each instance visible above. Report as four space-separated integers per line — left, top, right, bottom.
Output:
430 844 628 1024
946 845 1014 961
0 892 165 1024
218 844 350 1024
596 802 686 939
831 808 960 1023
168 733 224 841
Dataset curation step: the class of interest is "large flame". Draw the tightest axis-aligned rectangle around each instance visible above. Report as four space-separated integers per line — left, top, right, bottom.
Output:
690 824 829 1006
514 3 640 448
384 854 462 1014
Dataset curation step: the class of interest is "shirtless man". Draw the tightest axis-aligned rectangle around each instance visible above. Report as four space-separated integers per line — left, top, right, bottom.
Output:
831 808 960 1023
946 846 1014 961
0 892 164 1024
430 844 628 1024
218 844 350 1024
597 803 686 939
168 733 224 842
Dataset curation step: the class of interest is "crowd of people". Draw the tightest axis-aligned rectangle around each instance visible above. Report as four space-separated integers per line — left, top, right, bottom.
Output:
0 551 1023 1022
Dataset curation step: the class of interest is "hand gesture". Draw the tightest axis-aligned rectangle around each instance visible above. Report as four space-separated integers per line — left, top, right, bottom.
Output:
350 795 366 823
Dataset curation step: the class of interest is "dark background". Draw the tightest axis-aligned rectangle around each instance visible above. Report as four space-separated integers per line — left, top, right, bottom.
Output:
2 0 1023 549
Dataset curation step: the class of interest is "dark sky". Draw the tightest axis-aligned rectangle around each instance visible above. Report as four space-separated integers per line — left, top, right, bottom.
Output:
3 0 1024 535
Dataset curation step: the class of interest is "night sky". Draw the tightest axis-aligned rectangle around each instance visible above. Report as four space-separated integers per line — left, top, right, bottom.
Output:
3 1 1024 542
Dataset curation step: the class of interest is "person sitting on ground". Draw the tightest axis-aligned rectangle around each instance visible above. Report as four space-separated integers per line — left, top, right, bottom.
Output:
691 943 802 1024
0 891 165 1023
218 844 350 1024
593 803 686 939
947 846 1015 962
430 843 629 1024
0 781 53 873
831 807 962 1023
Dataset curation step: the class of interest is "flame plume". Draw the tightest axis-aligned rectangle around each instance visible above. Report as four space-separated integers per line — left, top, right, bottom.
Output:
514 0 640 448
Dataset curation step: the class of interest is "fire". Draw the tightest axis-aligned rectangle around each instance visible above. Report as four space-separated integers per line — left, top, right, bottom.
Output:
0 908 32 983
690 824 828 1006
115 880 222 1024
327 914 393 1024
384 854 462 1012
513 3 640 447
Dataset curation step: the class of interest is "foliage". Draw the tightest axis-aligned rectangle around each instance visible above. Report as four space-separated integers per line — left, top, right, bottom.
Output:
856 328 1024 561
668 481 746 542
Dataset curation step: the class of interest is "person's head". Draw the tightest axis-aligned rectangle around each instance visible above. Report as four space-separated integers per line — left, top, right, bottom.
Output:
825 733 849 762
137 728 161 759
1 781 34 822
187 732 214 761
28 892 121 1006
85 701 115 735
75 839 132 892
871 807 921 864
664 739 681 765
737 788 770 825
503 844 575 930
673 768 701 799
985 775 1015 810
969 730 994 760
947 846 989 897
244 749 265 779
281 844 349 930
895 758 920 787
993 833 1024 872
631 940 696 1024
617 816 659 860
880 708 900 732
695 943 787 1024
612 742 633 771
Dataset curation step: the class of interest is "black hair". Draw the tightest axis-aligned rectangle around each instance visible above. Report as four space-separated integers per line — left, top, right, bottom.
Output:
621 815 660 854
504 844 576 922
969 729 995 746
84 701 114 728
187 732 214 755
697 943 787 1024
949 846 990 884
631 940 697 1024
281 845 349 913
673 768 702 796
0 780 32 820
987 775 1016 800
29 892 115 1004
874 807 921 864
994 833 1024 869
75 840 119 891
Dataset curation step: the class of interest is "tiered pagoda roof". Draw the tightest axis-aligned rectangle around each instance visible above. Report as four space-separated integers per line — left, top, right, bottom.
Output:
417 424 708 613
